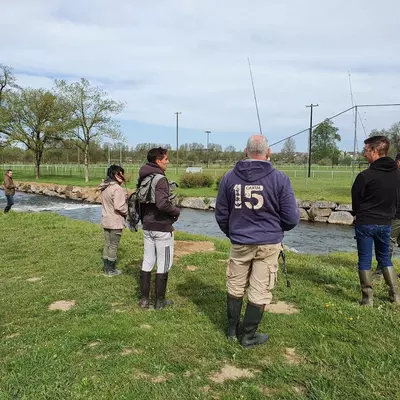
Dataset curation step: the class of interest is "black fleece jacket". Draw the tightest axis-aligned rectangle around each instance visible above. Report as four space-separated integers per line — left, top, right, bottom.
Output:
351 156 400 225
138 163 180 232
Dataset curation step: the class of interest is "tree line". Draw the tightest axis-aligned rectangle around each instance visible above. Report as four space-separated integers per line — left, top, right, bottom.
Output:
2 63 400 180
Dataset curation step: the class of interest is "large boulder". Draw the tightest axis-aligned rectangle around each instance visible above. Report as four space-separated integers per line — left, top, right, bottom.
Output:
312 201 337 209
328 211 354 225
314 216 329 223
42 188 58 197
299 208 309 221
179 197 208 210
335 203 353 212
308 206 332 220
297 200 311 208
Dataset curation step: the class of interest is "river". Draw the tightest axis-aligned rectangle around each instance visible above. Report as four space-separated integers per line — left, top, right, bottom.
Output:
0 190 358 254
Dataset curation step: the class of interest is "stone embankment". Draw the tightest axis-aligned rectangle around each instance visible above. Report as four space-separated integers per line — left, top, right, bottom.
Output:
4 182 355 226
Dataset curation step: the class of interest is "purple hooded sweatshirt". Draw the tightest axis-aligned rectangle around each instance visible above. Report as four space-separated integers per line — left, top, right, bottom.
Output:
215 160 299 245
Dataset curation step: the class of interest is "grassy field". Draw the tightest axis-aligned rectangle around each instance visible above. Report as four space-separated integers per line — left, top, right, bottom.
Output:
1 164 357 203
1 212 400 399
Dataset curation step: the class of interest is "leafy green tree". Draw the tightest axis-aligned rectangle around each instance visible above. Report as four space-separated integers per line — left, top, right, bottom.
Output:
55 78 125 182
311 119 341 164
0 88 71 178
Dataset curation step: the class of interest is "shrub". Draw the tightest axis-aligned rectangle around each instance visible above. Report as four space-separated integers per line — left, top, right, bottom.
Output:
215 173 227 190
179 173 214 188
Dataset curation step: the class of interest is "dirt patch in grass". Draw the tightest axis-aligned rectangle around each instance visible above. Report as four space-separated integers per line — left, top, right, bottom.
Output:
4 333 20 339
209 364 256 384
175 241 215 259
121 348 143 356
48 300 76 311
284 348 304 365
133 369 174 383
186 265 198 271
27 277 42 282
87 341 101 348
293 385 307 395
260 386 279 396
264 301 299 315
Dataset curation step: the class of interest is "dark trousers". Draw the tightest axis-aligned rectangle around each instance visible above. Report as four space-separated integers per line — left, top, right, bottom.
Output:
4 194 14 213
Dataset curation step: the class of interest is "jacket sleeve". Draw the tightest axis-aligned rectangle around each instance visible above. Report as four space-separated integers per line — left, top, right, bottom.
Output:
114 187 128 216
279 176 300 231
351 173 365 214
155 178 180 217
215 175 230 237
4 177 15 190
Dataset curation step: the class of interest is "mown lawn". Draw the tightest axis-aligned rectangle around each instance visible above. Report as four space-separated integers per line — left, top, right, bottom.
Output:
1 213 399 399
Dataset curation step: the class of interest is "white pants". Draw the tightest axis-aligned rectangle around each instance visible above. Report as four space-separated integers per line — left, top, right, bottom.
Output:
141 230 174 273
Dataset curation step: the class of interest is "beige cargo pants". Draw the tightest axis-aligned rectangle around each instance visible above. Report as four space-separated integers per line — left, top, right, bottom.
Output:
227 243 282 305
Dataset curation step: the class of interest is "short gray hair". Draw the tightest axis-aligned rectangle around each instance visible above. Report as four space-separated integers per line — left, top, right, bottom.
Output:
246 135 269 156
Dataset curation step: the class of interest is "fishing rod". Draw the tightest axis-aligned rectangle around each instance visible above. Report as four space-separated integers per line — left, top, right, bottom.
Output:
247 57 263 135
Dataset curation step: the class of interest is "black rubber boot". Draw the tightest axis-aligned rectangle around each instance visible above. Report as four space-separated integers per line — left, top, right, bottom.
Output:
105 260 121 276
240 302 269 348
103 258 110 275
227 294 243 341
358 269 373 306
4 205 10 213
155 273 173 310
382 266 400 303
139 271 151 309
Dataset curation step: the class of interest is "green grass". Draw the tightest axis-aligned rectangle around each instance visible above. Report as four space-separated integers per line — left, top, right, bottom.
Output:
1 212 400 399
4 165 355 203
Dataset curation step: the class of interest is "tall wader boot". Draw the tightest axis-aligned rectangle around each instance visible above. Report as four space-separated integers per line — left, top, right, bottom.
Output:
358 269 373 306
104 260 121 276
227 294 243 341
155 273 174 310
139 271 151 309
382 266 400 303
103 259 110 275
240 302 269 348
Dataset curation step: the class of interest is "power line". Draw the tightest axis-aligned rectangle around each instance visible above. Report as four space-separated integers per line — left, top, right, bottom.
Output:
269 103 400 148
269 106 354 147
358 112 368 139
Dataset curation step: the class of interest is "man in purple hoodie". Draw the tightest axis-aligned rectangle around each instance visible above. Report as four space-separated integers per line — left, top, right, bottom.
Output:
216 135 299 348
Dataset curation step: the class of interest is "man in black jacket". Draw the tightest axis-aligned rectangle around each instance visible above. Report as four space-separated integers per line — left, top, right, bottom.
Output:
374 152 400 278
351 136 400 306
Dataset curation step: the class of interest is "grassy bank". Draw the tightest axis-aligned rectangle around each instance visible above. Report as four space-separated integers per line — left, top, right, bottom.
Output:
1 212 400 399
7 169 353 203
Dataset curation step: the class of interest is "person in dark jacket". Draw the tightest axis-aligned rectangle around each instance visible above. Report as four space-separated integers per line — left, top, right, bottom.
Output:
374 152 400 278
215 135 299 348
138 147 180 310
3 170 16 213
351 136 400 305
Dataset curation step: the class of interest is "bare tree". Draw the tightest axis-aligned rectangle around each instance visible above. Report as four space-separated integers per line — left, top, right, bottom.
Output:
0 64 19 106
55 78 125 182
281 137 296 163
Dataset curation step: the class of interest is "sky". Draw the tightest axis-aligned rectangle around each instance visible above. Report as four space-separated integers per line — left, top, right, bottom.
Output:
2 0 400 153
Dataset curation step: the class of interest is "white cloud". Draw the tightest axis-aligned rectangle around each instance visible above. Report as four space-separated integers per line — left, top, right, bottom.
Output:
2 0 400 150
